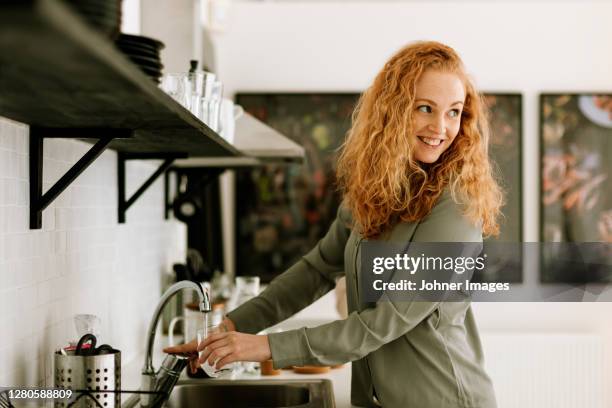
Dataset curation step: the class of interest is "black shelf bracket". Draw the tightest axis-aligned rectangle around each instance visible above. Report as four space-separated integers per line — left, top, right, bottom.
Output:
29 127 132 229
164 169 180 220
118 153 188 223
167 167 226 223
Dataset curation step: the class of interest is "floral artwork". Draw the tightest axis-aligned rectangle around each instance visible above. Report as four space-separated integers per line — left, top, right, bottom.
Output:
540 94 612 282
234 93 359 282
480 94 523 283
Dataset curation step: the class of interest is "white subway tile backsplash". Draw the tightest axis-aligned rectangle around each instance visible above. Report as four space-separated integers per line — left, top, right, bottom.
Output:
1 117 187 387
0 150 10 174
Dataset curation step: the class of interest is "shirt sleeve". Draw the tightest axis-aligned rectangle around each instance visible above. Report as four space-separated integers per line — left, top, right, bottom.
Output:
267 191 483 369
226 204 352 335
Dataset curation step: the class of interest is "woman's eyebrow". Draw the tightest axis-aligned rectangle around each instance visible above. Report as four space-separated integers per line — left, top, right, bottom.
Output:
415 98 464 106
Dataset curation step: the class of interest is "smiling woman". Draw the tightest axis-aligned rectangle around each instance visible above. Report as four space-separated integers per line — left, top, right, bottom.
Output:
166 41 503 408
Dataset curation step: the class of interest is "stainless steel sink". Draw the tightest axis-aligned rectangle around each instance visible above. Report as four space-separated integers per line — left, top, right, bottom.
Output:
124 378 335 408
163 379 335 408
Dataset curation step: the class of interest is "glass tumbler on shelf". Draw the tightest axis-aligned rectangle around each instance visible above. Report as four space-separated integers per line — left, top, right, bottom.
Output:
189 71 216 120
160 73 190 109
199 80 224 132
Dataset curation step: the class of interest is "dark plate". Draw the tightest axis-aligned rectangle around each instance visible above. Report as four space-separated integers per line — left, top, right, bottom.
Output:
116 39 160 53
128 56 163 69
117 34 164 50
116 44 160 59
128 60 164 72
116 41 160 55
115 41 160 54
139 65 162 76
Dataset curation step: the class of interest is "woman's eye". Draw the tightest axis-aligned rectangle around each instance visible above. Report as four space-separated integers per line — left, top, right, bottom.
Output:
417 105 432 113
449 109 461 118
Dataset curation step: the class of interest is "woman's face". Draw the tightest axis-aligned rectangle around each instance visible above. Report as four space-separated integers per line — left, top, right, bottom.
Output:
411 69 466 163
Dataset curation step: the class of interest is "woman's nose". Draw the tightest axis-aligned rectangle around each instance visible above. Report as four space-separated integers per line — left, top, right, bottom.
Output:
427 116 446 135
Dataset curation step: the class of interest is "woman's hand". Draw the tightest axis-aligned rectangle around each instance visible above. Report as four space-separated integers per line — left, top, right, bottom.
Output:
163 317 241 374
163 338 202 374
198 331 271 370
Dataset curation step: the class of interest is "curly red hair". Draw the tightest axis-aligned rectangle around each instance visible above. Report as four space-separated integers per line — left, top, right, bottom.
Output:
336 41 504 239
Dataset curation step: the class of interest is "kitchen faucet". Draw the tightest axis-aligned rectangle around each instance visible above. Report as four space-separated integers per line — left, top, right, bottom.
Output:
140 281 211 407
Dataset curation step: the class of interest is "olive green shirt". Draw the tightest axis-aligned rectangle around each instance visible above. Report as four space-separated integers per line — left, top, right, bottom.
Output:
227 191 497 407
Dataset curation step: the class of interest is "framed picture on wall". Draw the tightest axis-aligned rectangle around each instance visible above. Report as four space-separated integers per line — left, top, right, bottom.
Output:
480 93 523 283
234 93 359 282
233 92 524 284
540 93 612 283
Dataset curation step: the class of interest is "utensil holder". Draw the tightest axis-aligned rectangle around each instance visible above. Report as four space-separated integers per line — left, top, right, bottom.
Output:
54 350 121 407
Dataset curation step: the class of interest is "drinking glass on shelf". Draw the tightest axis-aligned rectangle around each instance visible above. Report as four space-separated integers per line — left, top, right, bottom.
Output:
199 80 224 131
198 98 219 131
160 73 190 108
187 71 205 114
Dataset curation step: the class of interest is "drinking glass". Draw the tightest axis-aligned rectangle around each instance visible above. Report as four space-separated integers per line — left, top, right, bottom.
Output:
198 80 224 131
160 73 190 108
196 320 224 378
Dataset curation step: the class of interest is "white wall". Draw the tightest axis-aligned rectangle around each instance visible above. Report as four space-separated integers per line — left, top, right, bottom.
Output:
206 1 612 406
0 118 186 387
141 0 199 73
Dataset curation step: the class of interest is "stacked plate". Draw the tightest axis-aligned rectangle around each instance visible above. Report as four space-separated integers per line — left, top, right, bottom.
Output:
115 34 165 83
65 0 122 39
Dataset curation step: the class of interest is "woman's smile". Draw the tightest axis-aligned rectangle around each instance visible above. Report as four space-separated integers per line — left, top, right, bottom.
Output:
417 136 445 147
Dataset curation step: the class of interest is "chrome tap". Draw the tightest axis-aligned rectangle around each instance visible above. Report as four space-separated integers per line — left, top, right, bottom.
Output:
140 281 211 407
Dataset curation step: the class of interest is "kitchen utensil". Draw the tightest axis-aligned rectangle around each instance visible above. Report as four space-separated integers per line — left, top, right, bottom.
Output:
54 344 121 407
95 344 117 355
75 333 97 356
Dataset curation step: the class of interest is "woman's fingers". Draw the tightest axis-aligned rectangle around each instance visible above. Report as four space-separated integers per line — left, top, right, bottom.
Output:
200 345 233 367
163 338 198 355
199 331 229 349
199 338 230 362
190 358 199 374
215 354 238 370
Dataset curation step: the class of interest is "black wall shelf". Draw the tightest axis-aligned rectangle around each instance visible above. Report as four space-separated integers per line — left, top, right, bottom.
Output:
0 0 241 158
0 0 247 229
